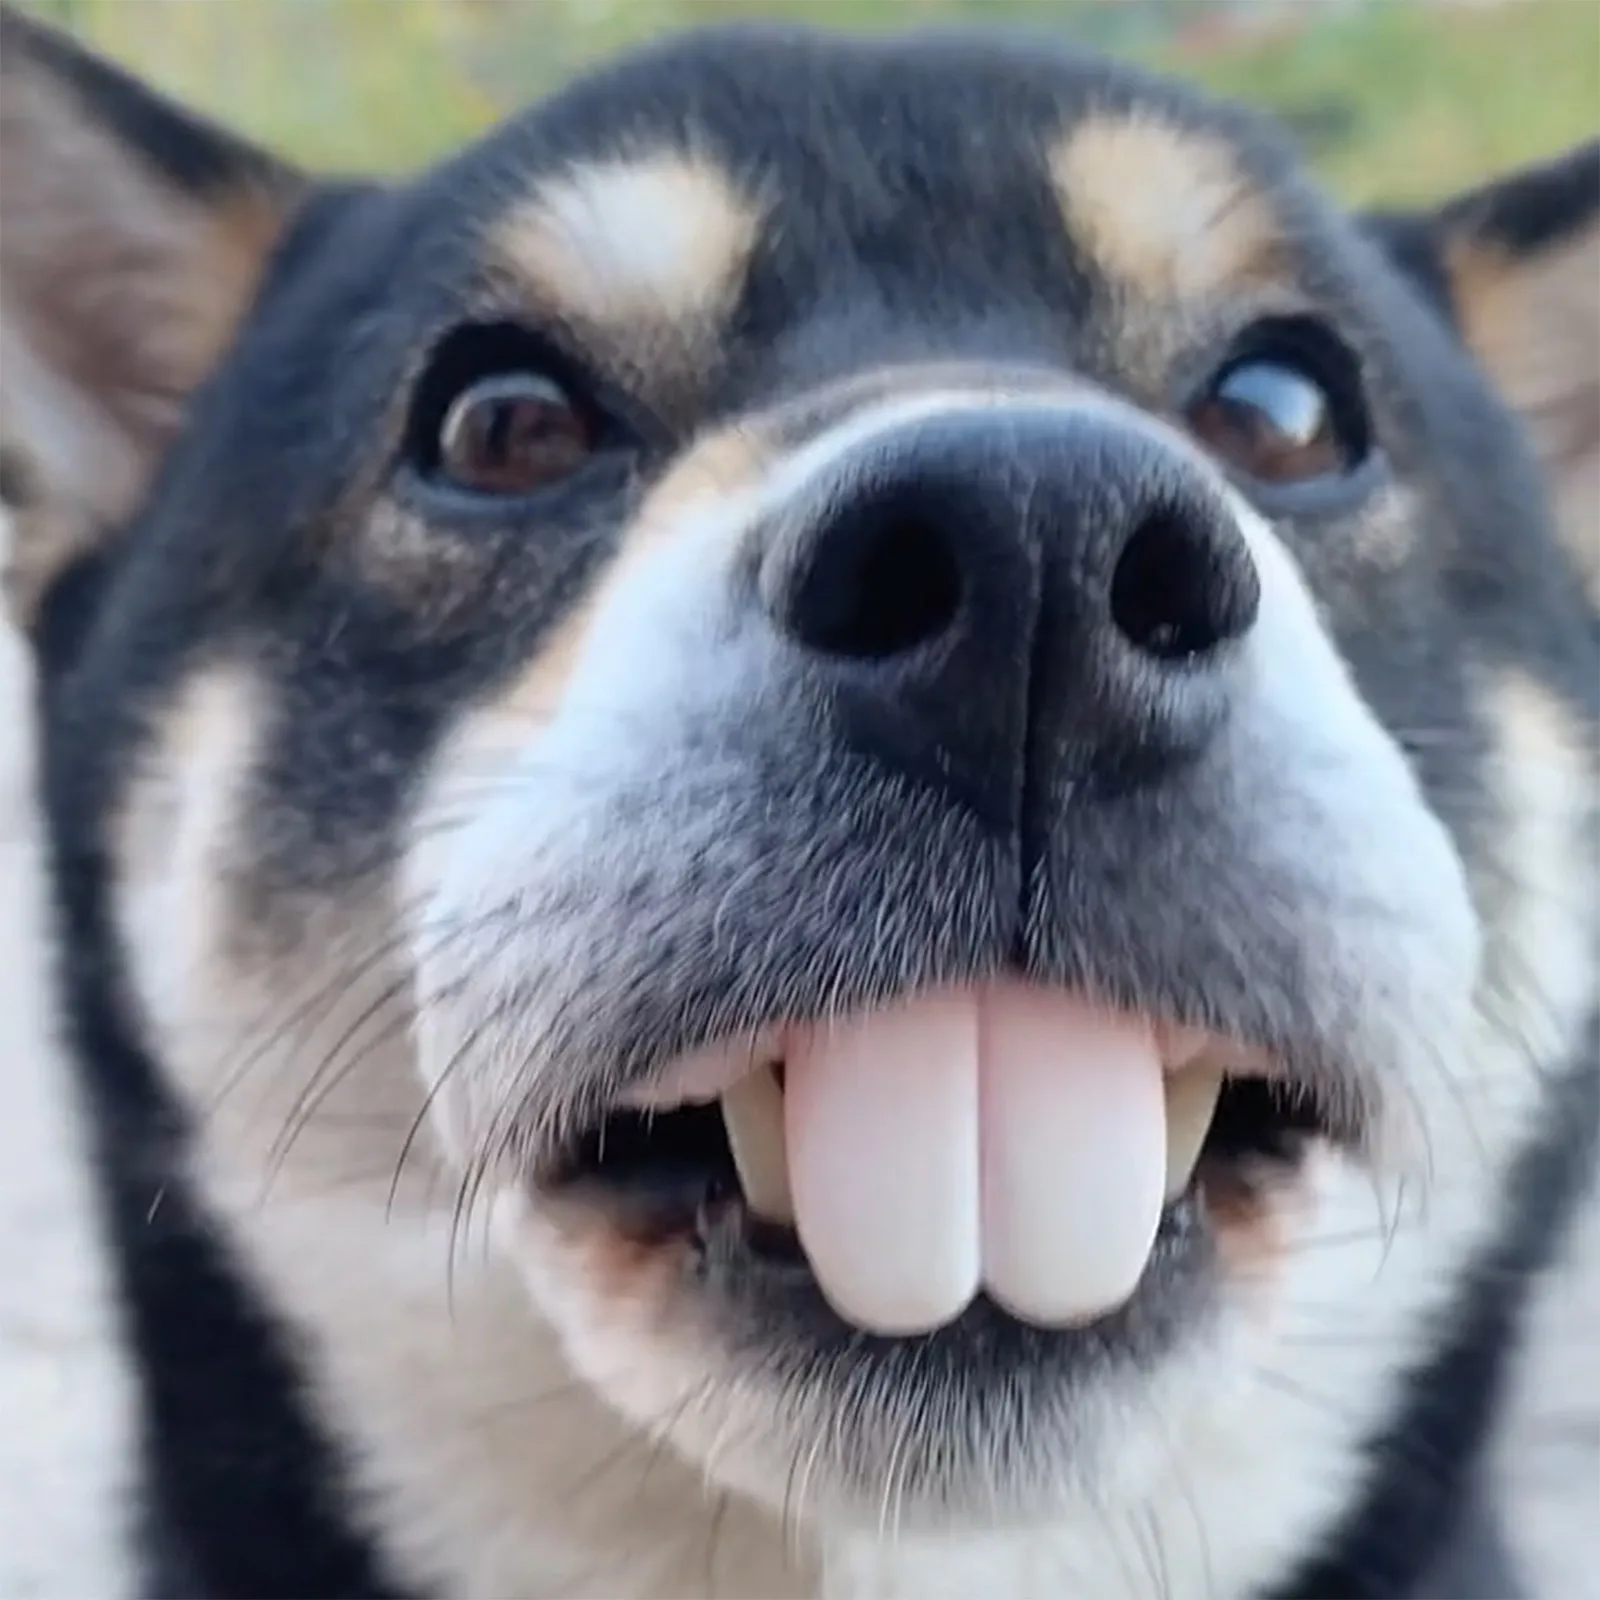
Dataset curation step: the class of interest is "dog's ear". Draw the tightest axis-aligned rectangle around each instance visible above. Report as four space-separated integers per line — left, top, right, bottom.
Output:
0 4 305 625
1366 142 1600 605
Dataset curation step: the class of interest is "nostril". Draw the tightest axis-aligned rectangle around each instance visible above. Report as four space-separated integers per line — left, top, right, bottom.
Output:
1109 510 1260 663
784 492 965 662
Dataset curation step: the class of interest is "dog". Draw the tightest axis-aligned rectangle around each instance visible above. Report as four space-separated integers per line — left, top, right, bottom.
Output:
1 6 1595 1596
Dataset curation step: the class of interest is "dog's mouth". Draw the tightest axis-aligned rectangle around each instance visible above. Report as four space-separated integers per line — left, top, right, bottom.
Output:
542 981 1341 1338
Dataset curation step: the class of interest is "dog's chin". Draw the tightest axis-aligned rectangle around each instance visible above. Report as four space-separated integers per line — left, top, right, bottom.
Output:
478 1014 1344 1532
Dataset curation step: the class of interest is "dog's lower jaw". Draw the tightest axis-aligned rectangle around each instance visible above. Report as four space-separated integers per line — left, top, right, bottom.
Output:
156 1020 1570 1600
102 788 1570 1600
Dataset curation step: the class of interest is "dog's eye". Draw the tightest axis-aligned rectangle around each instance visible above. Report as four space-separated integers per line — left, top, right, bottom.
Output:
404 321 604 498
437 373 593 496
1186 322 1370 487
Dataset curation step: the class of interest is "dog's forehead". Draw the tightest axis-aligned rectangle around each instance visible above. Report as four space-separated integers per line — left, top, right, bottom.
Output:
451 27 1295 358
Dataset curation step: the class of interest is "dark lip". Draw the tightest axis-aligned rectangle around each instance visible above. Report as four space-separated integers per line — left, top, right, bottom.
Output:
551 1137 1309 1231
546 1169 1240 1366
702 1183 1217 1314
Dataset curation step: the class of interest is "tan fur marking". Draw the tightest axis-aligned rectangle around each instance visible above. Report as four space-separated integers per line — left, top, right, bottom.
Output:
112 660 266 1110
540 1200 701 1308
1448 233 1600 606
492 152 762 335
113 660 439 1203
425 423 772 792
1478 669 1598 1005
112 661 265 892
1205 1161 1314 1328
625 421 770 542
1460 666 1599 1201
1346 481 1422 569
356 502 498 619
1051 115 1286 302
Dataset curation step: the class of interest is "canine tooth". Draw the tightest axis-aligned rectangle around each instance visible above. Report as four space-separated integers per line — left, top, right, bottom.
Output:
721 1066 794 1223
1156 1021 1212 1071
1164 1064 1225 1200
618 1033 775 1110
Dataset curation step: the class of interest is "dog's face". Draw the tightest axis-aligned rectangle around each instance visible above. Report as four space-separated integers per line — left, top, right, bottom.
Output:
4 9 1596 1591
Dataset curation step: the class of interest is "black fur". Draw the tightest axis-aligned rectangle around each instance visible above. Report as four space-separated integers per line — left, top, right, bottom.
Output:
1442 139 1600 260
7 8 1596 1597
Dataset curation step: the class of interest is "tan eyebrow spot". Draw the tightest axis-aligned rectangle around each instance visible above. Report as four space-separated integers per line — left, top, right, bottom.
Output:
490 151 763 332
1050 114 1286 301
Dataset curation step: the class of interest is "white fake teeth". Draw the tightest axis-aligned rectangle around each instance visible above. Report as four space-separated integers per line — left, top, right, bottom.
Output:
974 987 1166 1327
786 992 983 1336
715 987 1234 1339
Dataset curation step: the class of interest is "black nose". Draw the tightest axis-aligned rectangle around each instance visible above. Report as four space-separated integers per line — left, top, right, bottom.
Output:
763 405 1261 825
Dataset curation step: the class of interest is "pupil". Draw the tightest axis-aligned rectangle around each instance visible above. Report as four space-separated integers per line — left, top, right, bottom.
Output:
486 402 516 462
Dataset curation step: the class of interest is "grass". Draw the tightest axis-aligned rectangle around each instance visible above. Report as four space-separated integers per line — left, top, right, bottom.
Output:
1148 0 1600 206
14 0 1600 205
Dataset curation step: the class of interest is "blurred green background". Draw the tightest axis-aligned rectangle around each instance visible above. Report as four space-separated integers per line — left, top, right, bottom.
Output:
14 0 1600 206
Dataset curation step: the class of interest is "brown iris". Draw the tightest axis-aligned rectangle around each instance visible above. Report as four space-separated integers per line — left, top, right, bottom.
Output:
1186 357 1352 486
437 372 594 496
